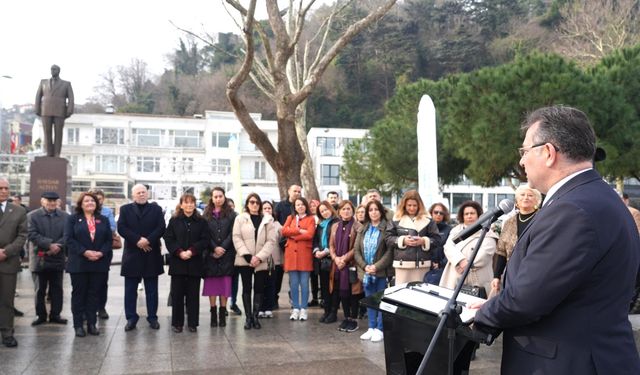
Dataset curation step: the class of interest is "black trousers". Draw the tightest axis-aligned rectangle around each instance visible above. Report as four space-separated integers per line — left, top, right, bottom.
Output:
331 276 359 319
0 273 17 337
274 265 284 303
70 272 108 328
98 272 109 310
239 267 267 297
319 269 330 306
35 270 63 318
170 275 201 328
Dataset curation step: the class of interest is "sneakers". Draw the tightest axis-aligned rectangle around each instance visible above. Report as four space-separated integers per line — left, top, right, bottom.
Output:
257 311 265 318
360 328 374 340
370 328 384 342
345 320 359 333
264 311 273 318
299 309 308 321
338 319 349 331
289 309 300 321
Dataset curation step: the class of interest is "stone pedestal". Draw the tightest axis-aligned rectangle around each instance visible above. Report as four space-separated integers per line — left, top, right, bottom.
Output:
29 156 72 211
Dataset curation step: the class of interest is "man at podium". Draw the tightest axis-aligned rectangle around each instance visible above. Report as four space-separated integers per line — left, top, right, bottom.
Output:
472 106 640 374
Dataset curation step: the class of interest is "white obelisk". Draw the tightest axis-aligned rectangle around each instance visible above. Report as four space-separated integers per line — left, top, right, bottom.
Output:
417 95 442 208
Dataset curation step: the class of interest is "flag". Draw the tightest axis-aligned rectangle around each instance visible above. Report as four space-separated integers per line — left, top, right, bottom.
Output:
10 130 18 154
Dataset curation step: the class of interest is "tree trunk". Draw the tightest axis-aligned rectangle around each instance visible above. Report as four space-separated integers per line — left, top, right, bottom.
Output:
295 100 320 200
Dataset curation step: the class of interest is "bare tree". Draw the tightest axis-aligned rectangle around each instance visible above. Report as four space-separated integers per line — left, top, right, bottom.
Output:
223 0 398 199
554 0 640 65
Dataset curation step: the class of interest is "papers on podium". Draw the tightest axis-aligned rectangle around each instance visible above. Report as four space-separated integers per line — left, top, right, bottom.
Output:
381 283 485 324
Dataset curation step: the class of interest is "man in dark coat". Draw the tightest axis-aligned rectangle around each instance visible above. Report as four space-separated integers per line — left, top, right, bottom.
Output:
117 184 165 331
0 178 27 348
473 106 640 374
27 191 68 326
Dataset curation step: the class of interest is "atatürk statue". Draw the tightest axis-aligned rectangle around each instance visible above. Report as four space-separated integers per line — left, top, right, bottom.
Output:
35 65 74 157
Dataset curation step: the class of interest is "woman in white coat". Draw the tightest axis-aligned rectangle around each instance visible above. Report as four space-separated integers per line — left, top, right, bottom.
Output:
439 200 498 296
233 193 276 330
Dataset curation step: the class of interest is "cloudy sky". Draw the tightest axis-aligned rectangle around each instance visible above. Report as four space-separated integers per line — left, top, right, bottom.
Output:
0 0 332 108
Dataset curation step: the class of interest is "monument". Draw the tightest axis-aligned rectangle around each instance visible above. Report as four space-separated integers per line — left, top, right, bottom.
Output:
417 95 443 208
30 65 74 210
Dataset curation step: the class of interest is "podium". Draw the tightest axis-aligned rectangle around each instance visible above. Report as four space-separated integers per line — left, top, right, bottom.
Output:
362 282 485 375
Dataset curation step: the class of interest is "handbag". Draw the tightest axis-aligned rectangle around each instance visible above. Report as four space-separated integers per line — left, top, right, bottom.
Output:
348 267 358 283
112 232 122 249
320 257 332 272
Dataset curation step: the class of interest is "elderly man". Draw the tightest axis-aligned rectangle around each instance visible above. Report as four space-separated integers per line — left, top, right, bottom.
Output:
28 191 68 326
0 178 27 348
35 64 74 158
117 184 165 331
473 106 640 374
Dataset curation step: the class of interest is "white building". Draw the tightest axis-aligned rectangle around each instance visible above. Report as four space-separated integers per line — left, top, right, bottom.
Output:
15 110 519 216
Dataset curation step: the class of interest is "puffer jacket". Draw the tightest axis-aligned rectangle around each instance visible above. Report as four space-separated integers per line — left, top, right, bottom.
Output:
385 214 440 269
233 212 276 272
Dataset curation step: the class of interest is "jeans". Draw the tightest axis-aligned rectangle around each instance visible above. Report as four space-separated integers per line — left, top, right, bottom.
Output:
288 271 310 309
124 276 159 324
364 276 387 330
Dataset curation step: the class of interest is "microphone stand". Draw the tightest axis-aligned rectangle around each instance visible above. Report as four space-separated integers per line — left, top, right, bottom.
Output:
416 217 495 375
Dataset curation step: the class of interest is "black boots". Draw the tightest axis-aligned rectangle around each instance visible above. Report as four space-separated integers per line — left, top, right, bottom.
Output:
243 294 252 330
210 307 218 327
218 306 227 327
252 294 263 329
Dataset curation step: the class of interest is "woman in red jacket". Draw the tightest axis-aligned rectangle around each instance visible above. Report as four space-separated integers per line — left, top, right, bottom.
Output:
281 197 316 321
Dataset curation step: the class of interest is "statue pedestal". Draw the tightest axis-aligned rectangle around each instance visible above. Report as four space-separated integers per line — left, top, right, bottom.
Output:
29 157 72 211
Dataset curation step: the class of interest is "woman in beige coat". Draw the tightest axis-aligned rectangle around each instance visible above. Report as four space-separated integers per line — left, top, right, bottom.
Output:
439 200 498 296
233 193 276 330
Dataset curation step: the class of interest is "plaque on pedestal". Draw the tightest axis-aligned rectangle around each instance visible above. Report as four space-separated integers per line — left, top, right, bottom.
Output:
29 157 72 211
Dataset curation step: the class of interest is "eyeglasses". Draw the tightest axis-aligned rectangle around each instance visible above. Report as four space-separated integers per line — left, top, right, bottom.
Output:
518 142 559 157
248 200 259 205
432 211 444 215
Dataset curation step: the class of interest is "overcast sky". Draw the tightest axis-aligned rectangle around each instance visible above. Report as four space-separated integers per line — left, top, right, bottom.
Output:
0 0 332 108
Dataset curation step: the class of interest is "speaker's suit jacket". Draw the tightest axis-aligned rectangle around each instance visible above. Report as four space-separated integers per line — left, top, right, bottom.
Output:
475 169 640 374
0 202 27 274
35 78 74 117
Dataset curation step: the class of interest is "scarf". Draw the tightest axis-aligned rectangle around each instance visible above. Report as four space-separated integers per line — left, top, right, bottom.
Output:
335 218 354 294
318 218 332 250
362 224 380 286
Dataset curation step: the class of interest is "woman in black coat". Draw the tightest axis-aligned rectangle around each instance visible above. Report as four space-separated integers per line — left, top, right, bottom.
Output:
65 192 112 337
163 193 209 333
202 187 237 327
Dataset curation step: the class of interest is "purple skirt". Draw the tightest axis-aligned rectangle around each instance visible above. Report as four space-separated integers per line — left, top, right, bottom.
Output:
202 276 232 297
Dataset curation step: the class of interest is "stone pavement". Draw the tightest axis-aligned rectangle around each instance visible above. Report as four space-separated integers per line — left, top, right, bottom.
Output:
2 253 637 374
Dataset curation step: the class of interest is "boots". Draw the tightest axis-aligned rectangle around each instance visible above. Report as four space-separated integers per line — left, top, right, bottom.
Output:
210 307 218 327
252 294 263 329
242 294 252 330
218 306 227 327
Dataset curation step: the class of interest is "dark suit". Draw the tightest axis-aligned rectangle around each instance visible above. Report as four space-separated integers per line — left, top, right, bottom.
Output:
475 170 640 374
0 202 27 338
35 77 74 157
117 202 165 324
64 213 112 328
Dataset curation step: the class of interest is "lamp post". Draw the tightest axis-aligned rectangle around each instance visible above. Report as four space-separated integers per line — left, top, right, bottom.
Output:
1 75 14 153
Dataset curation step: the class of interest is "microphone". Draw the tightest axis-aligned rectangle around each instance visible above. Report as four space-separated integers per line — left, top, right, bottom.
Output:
452 199 514 244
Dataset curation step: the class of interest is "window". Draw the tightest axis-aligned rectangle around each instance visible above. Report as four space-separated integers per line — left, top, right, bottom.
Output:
172 157 194 173
95 128 125 145
133 129 161 146
321 164 340 185
69 155 78 175
95 155 126 174
66 128 80 145
317 137 337 156
171 130 201 148
95 181 125 196
137 157 161 172
211 159 231 174
254 161 266 179
212 132 231 148
72 180 91 193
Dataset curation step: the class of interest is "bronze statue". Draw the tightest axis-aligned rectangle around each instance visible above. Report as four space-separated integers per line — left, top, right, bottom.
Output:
35 65 74 158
